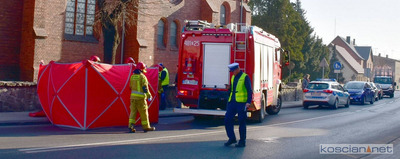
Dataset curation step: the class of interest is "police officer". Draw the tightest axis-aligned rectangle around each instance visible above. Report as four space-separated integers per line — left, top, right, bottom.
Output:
158 63 169 110
128 62 155 133
224 63 252 147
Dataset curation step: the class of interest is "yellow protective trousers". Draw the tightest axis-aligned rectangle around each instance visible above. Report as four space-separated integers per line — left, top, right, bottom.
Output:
128 98 151 129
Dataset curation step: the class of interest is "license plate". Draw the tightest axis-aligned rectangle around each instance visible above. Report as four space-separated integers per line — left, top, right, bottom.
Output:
311 92 321 96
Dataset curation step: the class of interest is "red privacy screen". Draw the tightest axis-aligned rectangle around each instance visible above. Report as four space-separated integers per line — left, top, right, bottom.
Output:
37 60 159 130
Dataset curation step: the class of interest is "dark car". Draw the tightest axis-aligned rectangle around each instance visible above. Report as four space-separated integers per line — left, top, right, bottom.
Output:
368 82 380 101
344 81 375 105
374 83 384 100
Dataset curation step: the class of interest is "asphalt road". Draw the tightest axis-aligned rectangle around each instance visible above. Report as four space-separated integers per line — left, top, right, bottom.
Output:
1 92 400 159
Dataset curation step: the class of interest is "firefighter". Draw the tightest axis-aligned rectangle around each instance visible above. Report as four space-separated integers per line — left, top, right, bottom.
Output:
128 62 155 133
224 63 252 147
158 63 169 110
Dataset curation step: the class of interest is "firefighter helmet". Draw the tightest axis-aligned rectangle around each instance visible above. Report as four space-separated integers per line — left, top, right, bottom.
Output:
157 64 163 72
90 55 101 62
136 62 146 70
125 57 135 64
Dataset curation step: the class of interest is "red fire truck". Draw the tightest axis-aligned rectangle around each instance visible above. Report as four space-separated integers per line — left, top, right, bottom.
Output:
174 20 288 122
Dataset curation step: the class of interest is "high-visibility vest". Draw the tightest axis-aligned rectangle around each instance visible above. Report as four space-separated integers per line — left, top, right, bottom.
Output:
160 68 169 86
130 74 146 98
228 73 248 103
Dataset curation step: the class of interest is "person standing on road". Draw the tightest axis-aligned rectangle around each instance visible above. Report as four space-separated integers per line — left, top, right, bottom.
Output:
158 63 169 110
224 63 252 147
128 62 155 133
302 74 310 90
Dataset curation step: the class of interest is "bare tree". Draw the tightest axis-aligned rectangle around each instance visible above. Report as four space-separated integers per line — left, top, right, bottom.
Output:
94 0 139 64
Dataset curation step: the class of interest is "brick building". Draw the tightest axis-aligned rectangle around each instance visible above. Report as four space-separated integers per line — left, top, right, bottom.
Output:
123 0 251 84
0 0 103 81
0 0 250 83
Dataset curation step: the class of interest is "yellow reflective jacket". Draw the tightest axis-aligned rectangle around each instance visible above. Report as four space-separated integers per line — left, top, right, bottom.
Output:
228 73 248 103
130 73 151 99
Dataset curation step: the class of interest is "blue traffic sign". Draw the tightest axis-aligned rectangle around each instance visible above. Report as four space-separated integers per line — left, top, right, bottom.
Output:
333 61 342 70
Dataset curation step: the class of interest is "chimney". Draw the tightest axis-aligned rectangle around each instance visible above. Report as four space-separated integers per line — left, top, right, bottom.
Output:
378 53 381 57
353 39 356 45
386 55 389 58
346 36 351 44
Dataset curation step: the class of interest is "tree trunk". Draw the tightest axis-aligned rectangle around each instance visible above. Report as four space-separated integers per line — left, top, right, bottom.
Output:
111 25 120 64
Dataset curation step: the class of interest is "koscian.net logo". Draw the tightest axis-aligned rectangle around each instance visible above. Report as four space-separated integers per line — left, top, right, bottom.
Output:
320 144 393 154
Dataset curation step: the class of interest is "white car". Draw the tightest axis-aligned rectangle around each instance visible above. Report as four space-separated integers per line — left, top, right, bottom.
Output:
303 80 350 109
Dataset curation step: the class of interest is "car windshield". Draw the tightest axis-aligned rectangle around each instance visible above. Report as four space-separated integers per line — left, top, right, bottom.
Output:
344 83 364 89
307 83 329 90
374 77 392 84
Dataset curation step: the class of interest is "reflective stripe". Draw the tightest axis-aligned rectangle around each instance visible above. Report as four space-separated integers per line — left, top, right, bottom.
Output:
131 91 144 95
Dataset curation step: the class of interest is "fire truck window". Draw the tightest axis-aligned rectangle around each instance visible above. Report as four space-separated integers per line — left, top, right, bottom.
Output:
220 5 226 25
170 21 178 48
157 19 166 48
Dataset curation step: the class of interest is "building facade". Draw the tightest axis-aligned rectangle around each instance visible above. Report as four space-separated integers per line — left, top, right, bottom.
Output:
123 0 251 84
0 0 250 83
0 0 104 82
373 54 400 90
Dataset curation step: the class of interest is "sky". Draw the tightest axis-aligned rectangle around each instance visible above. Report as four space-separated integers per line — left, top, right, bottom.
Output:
294 0 400 60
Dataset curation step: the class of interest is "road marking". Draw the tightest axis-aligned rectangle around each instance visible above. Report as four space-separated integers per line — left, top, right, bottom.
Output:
19 98 400 153
19 111 353 154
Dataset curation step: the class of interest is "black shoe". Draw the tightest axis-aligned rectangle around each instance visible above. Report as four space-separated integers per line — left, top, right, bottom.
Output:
224 139 237 146
235 141 245 147
128 127 136 133
143 127 156 133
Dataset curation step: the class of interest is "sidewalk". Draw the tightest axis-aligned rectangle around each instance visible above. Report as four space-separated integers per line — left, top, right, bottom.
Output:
0 101 302 126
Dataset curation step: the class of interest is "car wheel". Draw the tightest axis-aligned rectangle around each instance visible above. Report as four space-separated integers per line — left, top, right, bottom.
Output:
331 99 338 109
370 96 374 104
390 93 394 98
251 94 266 123
344 98 350 108
361 96 366 105
266 94 281 115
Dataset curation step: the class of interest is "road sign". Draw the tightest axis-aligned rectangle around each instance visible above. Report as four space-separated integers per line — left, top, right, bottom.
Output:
319 58 329 67
334 69 340 73
334 61 342 70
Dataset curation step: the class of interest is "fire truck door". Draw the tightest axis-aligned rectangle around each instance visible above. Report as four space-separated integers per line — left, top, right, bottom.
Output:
202 43 231 88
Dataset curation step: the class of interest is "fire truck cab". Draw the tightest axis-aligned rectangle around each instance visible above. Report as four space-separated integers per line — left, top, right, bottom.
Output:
174 20 286 122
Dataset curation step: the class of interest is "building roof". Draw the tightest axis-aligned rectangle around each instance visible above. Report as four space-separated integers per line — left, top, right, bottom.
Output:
336 36 365 60
355 46 373 61
335 45 364 74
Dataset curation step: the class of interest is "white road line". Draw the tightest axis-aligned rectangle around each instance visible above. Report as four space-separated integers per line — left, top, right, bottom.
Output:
19 100 400 153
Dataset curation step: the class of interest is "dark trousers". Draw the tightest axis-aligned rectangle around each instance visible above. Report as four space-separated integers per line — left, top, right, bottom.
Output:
159 85 168 110
224 101 247 142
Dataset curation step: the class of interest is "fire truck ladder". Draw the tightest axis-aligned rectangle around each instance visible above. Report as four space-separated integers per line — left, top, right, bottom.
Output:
233 23 248 73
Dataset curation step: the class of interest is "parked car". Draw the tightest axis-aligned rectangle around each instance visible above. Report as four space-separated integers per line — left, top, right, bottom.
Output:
303 80 350 109
368 82 380 101
375 83 384 99
344 81 375 105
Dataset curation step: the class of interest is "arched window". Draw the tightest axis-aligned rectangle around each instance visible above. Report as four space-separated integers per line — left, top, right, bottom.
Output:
65 0 96 38
157 19 166 48
170 21 178 48
220 5 226 25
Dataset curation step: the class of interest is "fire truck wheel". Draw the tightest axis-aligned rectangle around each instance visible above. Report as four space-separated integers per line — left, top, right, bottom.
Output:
266 94 282 115
251 94 266 123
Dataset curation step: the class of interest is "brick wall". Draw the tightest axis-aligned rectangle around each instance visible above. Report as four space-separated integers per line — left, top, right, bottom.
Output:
23 0 104 81
126 0 251 85
0 0 24 80
0 81 41 112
